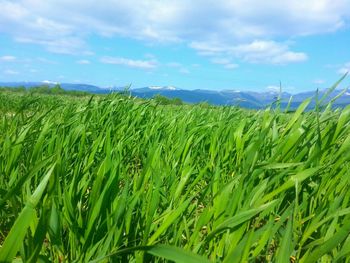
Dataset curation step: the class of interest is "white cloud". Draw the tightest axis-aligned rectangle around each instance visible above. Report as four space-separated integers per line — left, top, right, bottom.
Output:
0 55 16 61
266 85 281 92
267 84 296 93
210 58 239 69
338 62 350 74
224 63 239 69
100 56 157 69
179 68 190 74
3 69 19 75
36 57 58 64
0 0 348 60
77 59 90 64
211 58 231 65
193 40 307 64
42 80 58 84
190 42 226 56
269 51 308 64
16 36 86 55
144 53 156 59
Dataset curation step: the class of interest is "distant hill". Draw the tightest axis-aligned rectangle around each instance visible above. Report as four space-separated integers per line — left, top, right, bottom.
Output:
0 81 109 94
2 81 350 109
129 86 350 109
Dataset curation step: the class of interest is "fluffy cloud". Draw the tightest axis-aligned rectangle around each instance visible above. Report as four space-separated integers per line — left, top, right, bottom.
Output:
0 0 349 62
266 85 281 92
3 69 19 75
266 84 296 93
193 40 307 64
224 64 239 69
100 56 157 69
232 41 307 64
76 59 90 64
0 55 16 62
210 58 239 69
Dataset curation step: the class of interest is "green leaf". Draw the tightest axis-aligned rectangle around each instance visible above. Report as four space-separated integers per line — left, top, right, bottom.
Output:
148 198 193 244
0 164 56 262
302 217 350 263
275 212 293 263
205 200 277 242
261 167 319 203
147 245 211 263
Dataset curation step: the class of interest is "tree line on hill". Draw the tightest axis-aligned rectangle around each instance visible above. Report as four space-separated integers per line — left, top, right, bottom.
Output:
0 84 89 96
0 84 189 106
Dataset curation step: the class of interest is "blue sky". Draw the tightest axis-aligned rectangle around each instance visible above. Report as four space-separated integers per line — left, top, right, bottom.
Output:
0 0 349 92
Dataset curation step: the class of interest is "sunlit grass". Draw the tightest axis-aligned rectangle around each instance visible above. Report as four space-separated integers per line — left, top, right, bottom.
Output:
1 80 350 262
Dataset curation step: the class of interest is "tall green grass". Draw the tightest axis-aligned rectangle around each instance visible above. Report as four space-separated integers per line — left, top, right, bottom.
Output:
1 84 350 262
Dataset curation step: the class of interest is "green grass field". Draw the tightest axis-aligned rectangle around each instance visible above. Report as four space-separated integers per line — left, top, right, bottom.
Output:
1 86 350 262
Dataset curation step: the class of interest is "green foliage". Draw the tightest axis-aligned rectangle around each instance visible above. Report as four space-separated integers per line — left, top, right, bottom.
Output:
29 85 52 94
153 94 183 105
51 84 65 94
1 80 350 262
196 101 211 108
0 84 89 97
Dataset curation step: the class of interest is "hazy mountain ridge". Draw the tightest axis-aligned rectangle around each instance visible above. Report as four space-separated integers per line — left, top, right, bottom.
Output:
1 82 350 109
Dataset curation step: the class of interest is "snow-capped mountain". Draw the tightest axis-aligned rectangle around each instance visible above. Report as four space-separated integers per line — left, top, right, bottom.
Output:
148 86 178 90
2 82 350 109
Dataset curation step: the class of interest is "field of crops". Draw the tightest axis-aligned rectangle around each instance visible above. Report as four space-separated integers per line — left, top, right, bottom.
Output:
1 88 350 262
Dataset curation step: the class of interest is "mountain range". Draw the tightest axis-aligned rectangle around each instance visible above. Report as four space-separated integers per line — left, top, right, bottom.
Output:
1 81 350 109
